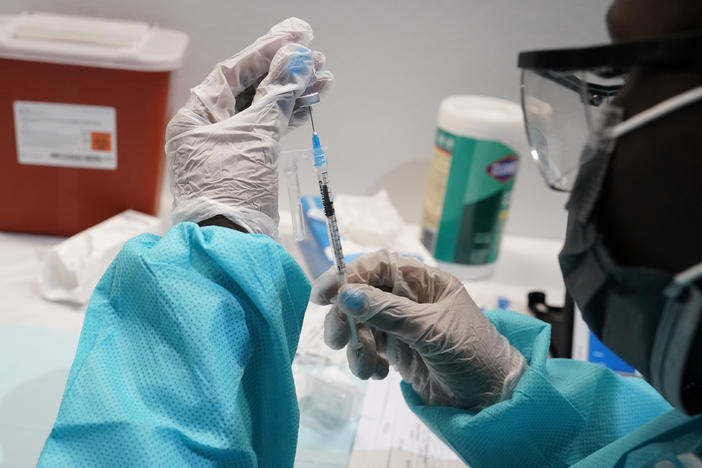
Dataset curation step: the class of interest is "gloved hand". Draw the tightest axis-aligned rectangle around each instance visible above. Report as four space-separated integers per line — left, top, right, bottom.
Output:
312 251 528 411
165 17 333 238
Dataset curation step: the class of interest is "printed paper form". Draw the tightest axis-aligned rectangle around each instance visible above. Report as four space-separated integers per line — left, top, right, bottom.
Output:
349 370 467 468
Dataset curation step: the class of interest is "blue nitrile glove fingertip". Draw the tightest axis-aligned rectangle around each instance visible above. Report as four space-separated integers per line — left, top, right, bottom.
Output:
340 286 366 313
287 46 313 76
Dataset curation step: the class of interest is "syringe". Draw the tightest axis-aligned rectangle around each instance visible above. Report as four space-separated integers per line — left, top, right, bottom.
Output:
295 93 361 351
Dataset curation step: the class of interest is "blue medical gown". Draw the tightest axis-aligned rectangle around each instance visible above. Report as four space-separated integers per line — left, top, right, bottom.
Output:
404 310 702 467
38 222 702 467
38 223 310 467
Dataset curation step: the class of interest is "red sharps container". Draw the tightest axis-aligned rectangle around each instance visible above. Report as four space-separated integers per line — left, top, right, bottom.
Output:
0 12 188 235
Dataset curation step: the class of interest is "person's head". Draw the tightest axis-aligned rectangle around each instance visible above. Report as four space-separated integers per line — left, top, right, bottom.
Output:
599 0 702 282
519 0 702 413
595 0 702 413
607 0 702 42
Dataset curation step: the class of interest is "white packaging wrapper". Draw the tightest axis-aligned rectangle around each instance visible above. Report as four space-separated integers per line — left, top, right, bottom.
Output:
309 190 437 267
38 210 164 305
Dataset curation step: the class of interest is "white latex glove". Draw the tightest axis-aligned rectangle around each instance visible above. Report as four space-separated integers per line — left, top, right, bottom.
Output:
166 17 333 238
312 250 528 411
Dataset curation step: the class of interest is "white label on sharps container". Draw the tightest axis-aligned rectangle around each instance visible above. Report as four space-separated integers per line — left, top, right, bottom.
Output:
13 101 117 170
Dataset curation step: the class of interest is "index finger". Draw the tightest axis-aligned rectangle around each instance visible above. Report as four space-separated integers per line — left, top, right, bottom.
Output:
225 18 313 92
192 18 313 121
310 250 452 305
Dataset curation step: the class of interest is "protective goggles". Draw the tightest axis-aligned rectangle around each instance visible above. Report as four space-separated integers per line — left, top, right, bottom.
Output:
518 30 702 191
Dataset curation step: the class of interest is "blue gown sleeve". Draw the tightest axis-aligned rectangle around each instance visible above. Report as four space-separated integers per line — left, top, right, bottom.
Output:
37 223 310 468
402 310 673 468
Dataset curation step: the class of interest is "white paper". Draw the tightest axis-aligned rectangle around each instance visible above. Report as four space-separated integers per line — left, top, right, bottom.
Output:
349 371 466 468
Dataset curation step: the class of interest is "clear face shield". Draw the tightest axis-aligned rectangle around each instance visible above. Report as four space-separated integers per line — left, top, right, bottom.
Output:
518 31 702 192
518 31 702 413
520 69 622 191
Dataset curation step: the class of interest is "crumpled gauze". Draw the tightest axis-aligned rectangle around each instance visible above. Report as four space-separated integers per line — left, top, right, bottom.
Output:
39 210 163 305
37 222 310 467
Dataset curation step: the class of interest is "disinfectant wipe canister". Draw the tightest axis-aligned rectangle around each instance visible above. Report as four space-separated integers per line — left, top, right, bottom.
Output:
420 95 524 279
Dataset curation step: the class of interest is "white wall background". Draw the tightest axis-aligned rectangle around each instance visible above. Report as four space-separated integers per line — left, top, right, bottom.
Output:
3 0 613 240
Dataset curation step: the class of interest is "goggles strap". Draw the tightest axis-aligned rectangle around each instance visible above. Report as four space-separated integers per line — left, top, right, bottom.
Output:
608 85 702 140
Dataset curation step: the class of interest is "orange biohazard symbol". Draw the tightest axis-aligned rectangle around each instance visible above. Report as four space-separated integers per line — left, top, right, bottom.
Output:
91 132 112 151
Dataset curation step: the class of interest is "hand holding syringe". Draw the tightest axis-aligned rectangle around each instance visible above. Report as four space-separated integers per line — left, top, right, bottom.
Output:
295 93 361 351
